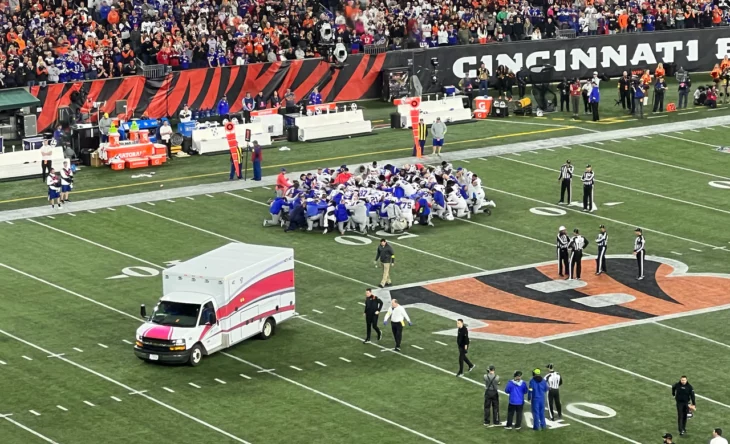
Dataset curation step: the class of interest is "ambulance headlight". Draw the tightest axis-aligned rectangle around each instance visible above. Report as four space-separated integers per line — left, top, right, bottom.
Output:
172 339 186 345
136 334 142 341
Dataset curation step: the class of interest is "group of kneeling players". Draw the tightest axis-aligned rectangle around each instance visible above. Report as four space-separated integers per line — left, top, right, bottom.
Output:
263 161 496 234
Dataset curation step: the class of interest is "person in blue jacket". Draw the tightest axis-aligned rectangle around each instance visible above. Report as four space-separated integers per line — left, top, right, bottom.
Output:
217 96 230 117
263 197 286 227
334 202 349 235
306 198 322 231
309 87 322 105
528 368 549 431
416 193 433 226
505 370 529 430
589 80 600 121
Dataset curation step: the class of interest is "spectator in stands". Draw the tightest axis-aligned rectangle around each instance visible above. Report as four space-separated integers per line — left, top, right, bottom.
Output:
285 89 297 112
270 91 281 109
242 93 255 123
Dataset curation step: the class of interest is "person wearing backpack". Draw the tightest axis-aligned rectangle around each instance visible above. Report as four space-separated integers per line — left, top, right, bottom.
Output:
484 365 501 427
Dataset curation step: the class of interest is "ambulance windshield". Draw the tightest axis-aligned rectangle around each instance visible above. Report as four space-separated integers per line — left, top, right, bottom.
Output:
150 301 201 328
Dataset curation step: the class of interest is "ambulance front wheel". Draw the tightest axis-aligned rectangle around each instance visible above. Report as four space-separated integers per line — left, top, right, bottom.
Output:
259 318 276 340
188 344 204 366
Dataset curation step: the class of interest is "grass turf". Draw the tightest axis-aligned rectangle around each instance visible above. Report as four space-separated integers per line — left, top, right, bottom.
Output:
0 129 729 443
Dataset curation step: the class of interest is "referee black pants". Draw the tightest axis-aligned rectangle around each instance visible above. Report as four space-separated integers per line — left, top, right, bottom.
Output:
676 401 689 432
596 246 607 273
583 184 593 211
484 393 500 424
636 250 646 278
557 248 569 276
548 388 562 419
560 179 572 203
458 348 473 374
569 250 583 279
365 314 380 341
391 322 403 348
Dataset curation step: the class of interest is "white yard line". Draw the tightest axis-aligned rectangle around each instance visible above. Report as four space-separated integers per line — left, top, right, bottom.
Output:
163 387 175 393
481 186 727 251
339 357 351 363
240 374 252 379
655 322 730 349
298 317 641 444
542 341 730 410
0 329 251 444
579 145 730 180
660 133 719 148
365 233 483 272
223 352 446 444
1 415 60 444
215 378 227 384
289 366 303 372
496 155 730 216
131 203 376 288
83 401 95 407
314 361 327 367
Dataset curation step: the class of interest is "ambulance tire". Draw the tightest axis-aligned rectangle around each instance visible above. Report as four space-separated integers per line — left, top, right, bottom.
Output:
188 344 204 366
259 318 276 340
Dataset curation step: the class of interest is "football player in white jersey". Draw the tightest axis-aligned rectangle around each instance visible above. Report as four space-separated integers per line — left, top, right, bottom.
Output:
399 196 415 228
447 189 470 219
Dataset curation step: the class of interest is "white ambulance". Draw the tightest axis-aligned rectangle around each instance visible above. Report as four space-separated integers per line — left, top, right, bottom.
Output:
134 243 295 366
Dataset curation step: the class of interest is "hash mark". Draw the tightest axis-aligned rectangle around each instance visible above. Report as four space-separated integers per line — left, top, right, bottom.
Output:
594 142 604 145
357 302 365 306
478 157 489 161
87 210 96 214
462 160 471 163
411 345 424 350
68 213 76 217
163 387 175 393
626 137 637 141
107 208 116 211
261 186 271 190
185 197 195 200
110 396 122 402
334 306 345 310
167 200 176 203
529 151 540 154
98 343 108 349
5 221 13 224
545 149 555 152
240 374 252 379
22 356 32 361
56 406 68 412
312 309 324 314
689 129 700 133
689 248 702 252
242 189 252 193
47 216 55 220
189 383 201 388
364 353 376 358
339 357 351 363
512 153 521 156
122 340 132 345
642 135 653 139
214 378 227 384
29 410 40 416
435 341 448 346
83 401 95 407
671 251 683 256
73 348 83 353
290 366 303 371
206 194 214 198
0 360 5 365
674 132 684 135
146 202 156 206
314 361 327 367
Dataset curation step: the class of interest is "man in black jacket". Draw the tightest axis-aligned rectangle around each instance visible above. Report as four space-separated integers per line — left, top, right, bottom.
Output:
362 288 383 344
672 376 696 436
618 72 632 111
455 319 475 376
374 239 395 288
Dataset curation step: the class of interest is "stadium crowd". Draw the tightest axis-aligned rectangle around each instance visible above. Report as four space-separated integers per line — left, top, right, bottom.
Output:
1 0 729 88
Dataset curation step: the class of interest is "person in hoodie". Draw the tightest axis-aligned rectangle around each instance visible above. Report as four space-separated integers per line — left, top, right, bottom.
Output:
589 80 600 121
263 197 287 227
528 368 549 431
217 96 230 118
505 370 529 430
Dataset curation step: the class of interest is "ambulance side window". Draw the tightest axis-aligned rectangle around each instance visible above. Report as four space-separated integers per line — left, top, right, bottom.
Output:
199 302 216 325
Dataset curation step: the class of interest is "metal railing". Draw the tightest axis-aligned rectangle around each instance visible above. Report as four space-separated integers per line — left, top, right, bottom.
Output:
557 29 577 39
364 43 388 55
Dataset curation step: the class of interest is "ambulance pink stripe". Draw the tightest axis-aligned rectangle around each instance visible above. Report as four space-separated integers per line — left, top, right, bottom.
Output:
143 325 174 340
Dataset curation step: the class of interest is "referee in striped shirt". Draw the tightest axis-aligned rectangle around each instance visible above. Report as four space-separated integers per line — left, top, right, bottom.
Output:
557 160 574 204
413 119 427 157
545 364 563 420
568 228 588 280
581 165 595 212
595 224 608 275
634 228 646 280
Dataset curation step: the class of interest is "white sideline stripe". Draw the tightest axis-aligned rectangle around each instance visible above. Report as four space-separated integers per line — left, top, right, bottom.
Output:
110 396 122 402
312 309 323 314
189 383 201 389
56 406 67 411
22 356 32 361
2 415 60 444
297 317 641 444
29 220 164 268
496 155 730 215
83 401 95 407
122 340 133 345
163 387 175 393
0 329 251 444
339 357 351 363
73 348 83 352
482 186 726 251
314 361 327 367
29 410 40 416
98 343 108 349
689 248 702 252
655 322 730 349
579 145 730 180
215 378 227 384
679 111 698 115
542 341 730 410
167 200 176 203
131 203 376 288
411 345 424 350
364 353 376 359
435 341 448 346
660 133 718 148
223 352 445 444
289 366 303 372
335 306 345 310
240 374 252 379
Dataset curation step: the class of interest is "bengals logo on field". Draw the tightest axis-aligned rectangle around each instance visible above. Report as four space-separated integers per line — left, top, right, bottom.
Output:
379 255 730 344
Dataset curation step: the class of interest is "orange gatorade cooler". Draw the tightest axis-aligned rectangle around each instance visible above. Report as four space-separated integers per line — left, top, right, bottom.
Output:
474 97 493 119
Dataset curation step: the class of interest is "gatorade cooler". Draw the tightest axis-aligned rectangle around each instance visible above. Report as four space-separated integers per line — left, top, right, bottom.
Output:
139 130 150 143
129 130 139 142
108 133 120 147
474 97 493 119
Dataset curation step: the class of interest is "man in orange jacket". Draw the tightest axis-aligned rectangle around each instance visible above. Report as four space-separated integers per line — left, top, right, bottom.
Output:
276 168 292 197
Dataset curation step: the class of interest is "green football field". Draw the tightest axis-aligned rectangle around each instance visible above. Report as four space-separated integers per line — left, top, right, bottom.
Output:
1 113 730 444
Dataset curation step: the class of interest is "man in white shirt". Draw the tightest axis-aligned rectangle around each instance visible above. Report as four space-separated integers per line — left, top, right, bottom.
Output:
179 104 192 123
383 299 411 352
60 160 74 203
40 139 54 181
159 119 174 160
711 428 728 444
46 168 62 209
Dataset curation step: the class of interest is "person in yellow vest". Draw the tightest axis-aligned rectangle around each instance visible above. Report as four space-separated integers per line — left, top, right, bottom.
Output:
413 119 427 157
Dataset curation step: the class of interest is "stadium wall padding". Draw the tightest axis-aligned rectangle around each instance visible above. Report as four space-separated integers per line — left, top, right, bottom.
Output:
29 28 729 132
